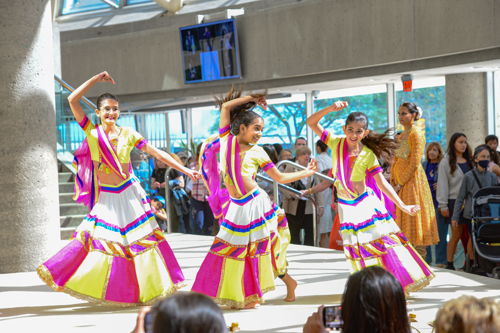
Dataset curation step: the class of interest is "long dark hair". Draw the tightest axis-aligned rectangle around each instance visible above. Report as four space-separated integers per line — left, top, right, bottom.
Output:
399 102 420 121
215 86 265 135
447 132 473 175
152 292 227 333
346 112 398 159
341 266 411 333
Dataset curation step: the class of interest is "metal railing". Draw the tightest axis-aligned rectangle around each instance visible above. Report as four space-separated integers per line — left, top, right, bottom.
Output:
275 160 336 247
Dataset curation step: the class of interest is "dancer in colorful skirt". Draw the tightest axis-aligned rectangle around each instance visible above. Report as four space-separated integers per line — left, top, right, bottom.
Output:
306 101 434 293
38 72 199 305
191 88 317 308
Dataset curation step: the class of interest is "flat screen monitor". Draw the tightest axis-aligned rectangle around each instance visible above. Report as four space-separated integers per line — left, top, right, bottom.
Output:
179 18 241 83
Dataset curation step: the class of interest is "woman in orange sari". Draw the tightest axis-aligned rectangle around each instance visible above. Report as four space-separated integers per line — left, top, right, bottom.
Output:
391 102 438 258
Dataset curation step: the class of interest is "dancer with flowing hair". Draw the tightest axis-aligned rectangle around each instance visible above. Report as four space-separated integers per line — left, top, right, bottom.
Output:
191 87 317 308
306 101 434 293
37 71 200 305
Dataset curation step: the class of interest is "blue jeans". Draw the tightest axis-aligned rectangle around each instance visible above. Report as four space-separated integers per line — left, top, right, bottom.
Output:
426 207 449 265
190 197 214 235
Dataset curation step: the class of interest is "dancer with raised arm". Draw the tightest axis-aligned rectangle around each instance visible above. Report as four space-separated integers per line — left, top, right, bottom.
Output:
306 102 434 293
191 87 317 308
38 72 199 305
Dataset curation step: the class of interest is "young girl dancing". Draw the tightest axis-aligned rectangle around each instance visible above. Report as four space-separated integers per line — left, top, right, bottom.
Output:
191 88 317 308
306 101 434 293
37 72 199 305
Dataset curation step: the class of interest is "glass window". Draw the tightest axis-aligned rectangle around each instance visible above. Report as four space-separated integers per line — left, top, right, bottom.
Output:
314 85 388 135
259 94 307 150
126 0 152 5
396 77 446 149
168 111 188 153
61 0 119 15
192 106 220 145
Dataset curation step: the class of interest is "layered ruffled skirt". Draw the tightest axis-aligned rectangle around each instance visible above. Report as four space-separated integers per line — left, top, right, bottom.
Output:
191 188 290 308
338 189 434 292
37 177 185 305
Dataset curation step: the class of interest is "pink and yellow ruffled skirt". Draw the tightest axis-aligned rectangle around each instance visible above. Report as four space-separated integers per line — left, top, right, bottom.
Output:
37 177 184 305
338 189 434 293
192 188 290 308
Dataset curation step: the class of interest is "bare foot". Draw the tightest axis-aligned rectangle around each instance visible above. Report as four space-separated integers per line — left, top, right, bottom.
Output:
281 273 297 302
243 301 260 309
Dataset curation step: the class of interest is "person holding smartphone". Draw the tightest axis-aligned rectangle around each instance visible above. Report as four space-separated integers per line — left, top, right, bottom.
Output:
303 266 411 333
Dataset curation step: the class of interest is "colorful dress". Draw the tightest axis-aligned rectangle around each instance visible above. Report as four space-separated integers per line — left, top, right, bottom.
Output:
321 130 434 292
191 126 290 308
37 116 184 305
391 127 438 247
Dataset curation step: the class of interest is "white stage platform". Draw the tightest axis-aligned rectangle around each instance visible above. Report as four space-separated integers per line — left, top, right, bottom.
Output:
1 233 499 333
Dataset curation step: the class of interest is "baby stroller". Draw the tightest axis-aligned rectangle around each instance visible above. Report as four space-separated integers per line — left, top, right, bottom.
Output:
471 186 500 278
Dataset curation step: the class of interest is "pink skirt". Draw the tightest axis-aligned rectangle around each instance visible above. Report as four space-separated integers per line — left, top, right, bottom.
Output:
37 177 184 305
338 189 434 292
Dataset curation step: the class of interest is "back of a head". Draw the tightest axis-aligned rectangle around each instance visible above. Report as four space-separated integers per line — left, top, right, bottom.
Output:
152 292 227 333
434 295 500 333
341 266 410 333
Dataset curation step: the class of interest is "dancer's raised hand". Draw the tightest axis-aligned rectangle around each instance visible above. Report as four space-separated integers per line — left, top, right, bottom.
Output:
95 71 116 84
329 101 348 112
251 94 268 110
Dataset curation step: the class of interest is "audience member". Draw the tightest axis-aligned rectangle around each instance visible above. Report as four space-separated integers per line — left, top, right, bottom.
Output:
273 143 284 158
451 144 498 271
135 151 152 193
437 132 473 270
423 142 447 267
292 137 308 161
151 195 168 232
315 140 333 248
485 135 499 162
187 143 214 235
434 295 500 333
131 292 228 333
303 266 411 333
283 146 324 246
168 153 192 234
152 158 168 198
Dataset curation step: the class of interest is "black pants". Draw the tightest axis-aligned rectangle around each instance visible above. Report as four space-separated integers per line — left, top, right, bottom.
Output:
286 200 314 246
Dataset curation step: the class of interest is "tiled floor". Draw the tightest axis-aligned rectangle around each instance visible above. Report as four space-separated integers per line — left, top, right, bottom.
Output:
1 233 499 332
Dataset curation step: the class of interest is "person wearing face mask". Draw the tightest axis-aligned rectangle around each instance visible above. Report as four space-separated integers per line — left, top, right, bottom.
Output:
451 145 498 271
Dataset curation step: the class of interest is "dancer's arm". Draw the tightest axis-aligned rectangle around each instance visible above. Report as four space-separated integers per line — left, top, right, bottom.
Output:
302 179 332 196
68 71 116 124
306 101 348 137
219 94 267 130
373 173 419 216
266 159 317 184
142 144 200 181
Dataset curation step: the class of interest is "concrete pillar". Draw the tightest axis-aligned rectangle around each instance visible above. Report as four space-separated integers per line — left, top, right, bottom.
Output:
0 0 60 272
445 73 488 148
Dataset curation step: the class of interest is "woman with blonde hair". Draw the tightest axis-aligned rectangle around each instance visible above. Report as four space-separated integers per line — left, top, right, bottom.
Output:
434 295 500 333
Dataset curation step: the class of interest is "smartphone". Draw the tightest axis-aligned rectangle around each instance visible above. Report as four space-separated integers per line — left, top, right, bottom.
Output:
323 305 343 330
143 311 154 333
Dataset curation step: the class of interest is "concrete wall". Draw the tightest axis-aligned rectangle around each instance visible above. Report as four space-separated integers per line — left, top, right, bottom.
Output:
60 0 500 102
446 73 488 147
